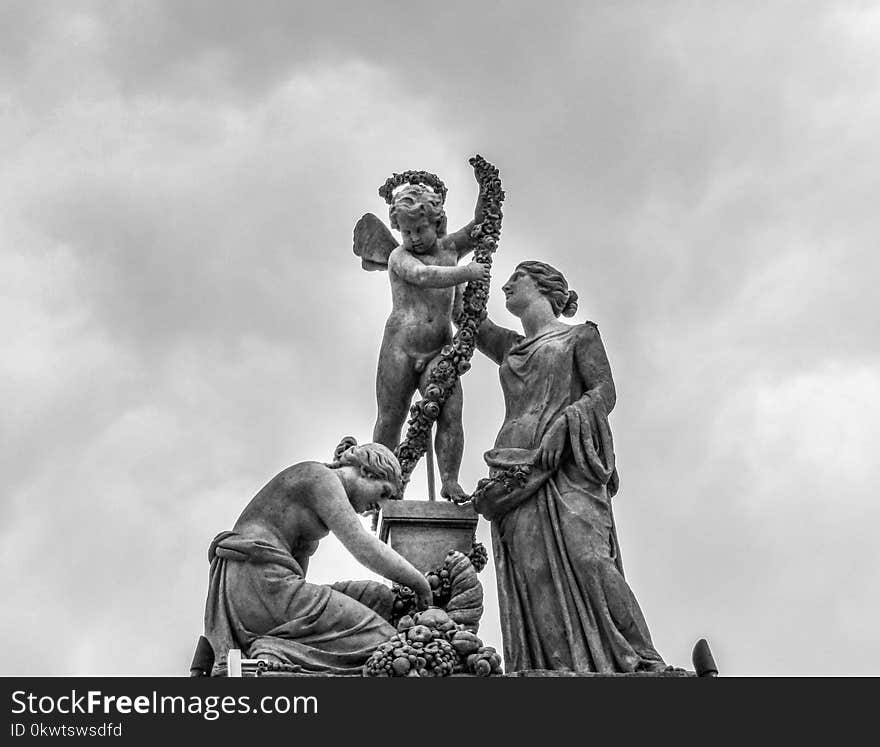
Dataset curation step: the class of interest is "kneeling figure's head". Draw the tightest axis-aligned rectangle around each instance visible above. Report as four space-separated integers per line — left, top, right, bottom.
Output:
333 440 403 513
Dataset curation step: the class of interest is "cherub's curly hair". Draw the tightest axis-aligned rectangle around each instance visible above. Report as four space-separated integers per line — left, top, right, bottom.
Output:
516 261 579 318
389 184 447 236
330 439 403 498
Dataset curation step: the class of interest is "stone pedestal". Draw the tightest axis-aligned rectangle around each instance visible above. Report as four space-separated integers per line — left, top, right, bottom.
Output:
378 499 478 573
502 669 695 677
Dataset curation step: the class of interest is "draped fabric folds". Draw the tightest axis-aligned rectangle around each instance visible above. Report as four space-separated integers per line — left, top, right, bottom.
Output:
204 532 396 675
478 323 665 673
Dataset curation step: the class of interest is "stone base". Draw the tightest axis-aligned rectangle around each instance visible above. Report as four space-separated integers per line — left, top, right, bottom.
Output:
255 672 493 678
378 499 478 573
244 669 694 678
502 668 695 677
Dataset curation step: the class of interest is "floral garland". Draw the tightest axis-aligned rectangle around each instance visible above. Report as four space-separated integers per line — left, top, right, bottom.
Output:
472 464 532 503
392 155 505 493
378 169 448 205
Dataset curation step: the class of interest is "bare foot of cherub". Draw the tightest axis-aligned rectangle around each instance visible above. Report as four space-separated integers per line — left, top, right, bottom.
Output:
440 480 470 504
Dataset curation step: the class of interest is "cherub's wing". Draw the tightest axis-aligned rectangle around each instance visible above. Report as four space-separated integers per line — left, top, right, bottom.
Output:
353 213 398 271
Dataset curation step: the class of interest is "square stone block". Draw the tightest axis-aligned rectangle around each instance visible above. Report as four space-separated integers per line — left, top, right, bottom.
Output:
378 499 478 573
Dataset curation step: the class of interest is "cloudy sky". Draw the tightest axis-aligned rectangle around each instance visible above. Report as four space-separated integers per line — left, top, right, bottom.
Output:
2 1 878 676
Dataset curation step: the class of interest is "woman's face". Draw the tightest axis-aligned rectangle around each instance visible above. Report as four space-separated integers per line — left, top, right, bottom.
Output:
502 270 543 317
349 469 397 514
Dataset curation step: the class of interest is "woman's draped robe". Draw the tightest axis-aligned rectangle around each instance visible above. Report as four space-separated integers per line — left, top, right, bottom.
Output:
204 532 396 675
476 323 666 673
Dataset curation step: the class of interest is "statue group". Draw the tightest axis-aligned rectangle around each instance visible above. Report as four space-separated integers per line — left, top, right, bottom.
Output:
197 156 678 677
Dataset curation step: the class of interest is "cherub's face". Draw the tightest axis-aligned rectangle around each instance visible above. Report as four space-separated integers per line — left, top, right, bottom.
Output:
397 213 438 254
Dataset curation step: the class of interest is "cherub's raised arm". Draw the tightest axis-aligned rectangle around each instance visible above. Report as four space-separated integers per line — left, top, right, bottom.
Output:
476 316 521 366
443 177 486 260
389 248 483 288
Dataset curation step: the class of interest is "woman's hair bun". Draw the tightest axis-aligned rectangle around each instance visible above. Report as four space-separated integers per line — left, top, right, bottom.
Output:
333 436 358 461
561 290 579 317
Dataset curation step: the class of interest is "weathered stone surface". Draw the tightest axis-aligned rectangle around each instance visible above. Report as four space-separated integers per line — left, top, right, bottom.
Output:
355 157 503 502
503 669 694 678
254 668 693 678
473 262 667 674
257 671 493 678
378 499 477 574
692 638 719 677
200 443 433 676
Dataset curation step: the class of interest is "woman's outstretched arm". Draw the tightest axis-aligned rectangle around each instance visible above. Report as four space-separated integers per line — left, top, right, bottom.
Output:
475 317 521 365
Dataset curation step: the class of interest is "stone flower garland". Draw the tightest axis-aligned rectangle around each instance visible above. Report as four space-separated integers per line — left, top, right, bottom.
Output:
379 169 448 206
472 464 532 503
388 155 505 495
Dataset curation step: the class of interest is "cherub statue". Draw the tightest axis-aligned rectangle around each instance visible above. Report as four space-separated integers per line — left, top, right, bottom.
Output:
353 166 489 503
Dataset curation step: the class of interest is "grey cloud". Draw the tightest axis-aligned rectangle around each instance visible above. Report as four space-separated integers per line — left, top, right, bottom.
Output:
2 2 879 675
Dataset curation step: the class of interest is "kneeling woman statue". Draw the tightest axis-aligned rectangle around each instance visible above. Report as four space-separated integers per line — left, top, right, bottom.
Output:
473 261 667 673
203 441 432 675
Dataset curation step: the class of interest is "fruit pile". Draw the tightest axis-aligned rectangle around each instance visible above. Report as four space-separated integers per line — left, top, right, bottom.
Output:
390 581 416 620
363 607 503 677
390 549 484 632
425 565 453 607
468 541 488 572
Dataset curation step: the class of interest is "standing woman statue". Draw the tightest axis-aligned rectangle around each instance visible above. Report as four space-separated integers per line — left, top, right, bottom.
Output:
472 261 667 673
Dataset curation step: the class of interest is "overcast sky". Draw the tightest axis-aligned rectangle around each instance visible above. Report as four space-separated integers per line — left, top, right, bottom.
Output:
2 1 879 676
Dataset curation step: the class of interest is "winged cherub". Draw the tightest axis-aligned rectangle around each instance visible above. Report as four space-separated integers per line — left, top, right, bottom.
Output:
353 169 488 502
